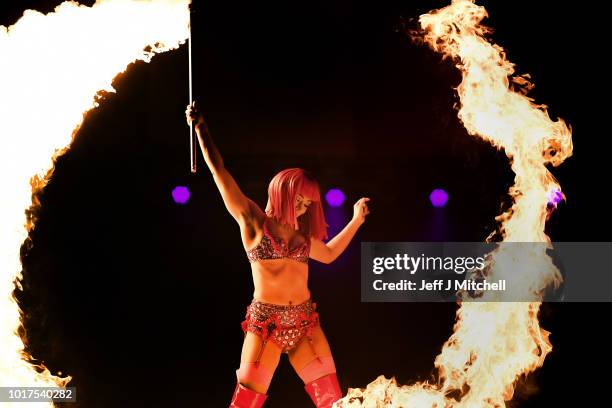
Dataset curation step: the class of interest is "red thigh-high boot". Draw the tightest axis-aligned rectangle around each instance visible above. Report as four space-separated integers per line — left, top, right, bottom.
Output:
230 361 272 408
299 356 342 408
304 373 342 408
229 383 268 408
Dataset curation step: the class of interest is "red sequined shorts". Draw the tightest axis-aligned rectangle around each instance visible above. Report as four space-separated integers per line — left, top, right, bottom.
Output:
241 298 320 362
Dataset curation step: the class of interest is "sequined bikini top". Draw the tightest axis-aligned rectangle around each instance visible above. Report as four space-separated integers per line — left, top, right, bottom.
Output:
246 218 310 264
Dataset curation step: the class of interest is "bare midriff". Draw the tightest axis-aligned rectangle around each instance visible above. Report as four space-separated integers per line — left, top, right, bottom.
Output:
250 259 311 305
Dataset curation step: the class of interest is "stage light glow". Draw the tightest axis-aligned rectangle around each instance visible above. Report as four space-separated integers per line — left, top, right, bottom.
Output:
547 188 563 206
172 186 190 204
429 188 448 208
325 188 345 207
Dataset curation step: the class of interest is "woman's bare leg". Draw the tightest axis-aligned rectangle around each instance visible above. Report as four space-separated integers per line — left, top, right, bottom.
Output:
238 332 282 394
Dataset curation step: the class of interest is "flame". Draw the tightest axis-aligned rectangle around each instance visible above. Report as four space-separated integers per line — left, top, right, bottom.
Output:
0 0 189 405
335 1 572 407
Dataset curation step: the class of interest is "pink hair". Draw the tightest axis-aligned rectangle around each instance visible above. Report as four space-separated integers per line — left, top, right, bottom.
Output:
265 168 328 240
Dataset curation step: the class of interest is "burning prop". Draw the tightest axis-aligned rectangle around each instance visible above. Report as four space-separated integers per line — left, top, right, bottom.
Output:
335 0 572 407
0 0 189 406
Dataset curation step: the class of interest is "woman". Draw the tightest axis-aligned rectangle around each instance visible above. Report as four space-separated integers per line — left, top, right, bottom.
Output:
185 102 370 408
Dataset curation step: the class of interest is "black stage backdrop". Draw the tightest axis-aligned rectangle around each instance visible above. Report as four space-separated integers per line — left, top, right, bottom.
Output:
2 1 609 407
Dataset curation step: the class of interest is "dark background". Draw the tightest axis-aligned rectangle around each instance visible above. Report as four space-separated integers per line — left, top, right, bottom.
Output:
2 0 609 406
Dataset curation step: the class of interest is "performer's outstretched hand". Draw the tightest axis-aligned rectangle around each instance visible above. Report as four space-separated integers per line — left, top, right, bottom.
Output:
185 101 206 127
352 197 370 225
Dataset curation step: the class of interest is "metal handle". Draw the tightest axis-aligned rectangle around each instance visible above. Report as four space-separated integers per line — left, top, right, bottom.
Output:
189 3 196 174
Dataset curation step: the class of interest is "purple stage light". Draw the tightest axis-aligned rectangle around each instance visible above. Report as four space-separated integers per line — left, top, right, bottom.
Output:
172 186 191 204
325 188 345 207
429 189 448 208
547 188 563 206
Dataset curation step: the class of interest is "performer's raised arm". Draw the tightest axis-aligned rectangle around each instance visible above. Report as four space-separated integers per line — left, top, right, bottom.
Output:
185 102 257 224
309 197 370 264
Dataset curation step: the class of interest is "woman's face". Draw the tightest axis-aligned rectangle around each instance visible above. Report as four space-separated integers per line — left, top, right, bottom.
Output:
295 193 313 217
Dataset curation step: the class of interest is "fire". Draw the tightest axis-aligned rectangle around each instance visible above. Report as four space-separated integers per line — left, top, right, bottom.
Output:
335 1 572 407
0 0 189 405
